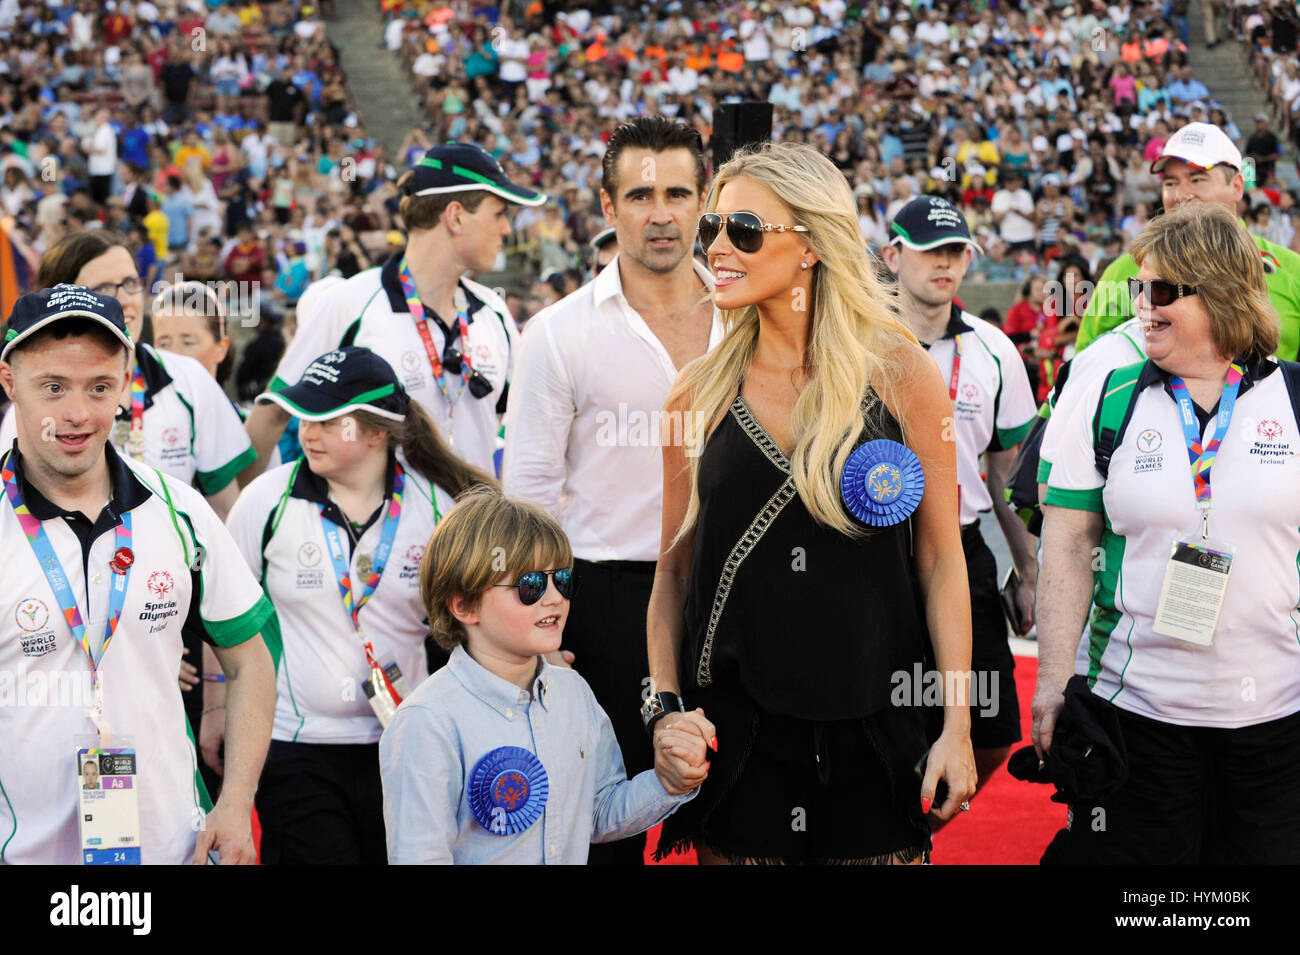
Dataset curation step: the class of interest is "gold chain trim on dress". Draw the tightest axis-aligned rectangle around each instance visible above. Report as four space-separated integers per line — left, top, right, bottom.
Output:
731 398 791 475
696 476 797 687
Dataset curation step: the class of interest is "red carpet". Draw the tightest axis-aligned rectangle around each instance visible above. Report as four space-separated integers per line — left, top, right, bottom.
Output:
251 655 1060 865
929 655 1065 864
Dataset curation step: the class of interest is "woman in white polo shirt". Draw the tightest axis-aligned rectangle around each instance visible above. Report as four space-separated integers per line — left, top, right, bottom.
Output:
1036 202 1300 863
2 231 256 518
227 346 494 864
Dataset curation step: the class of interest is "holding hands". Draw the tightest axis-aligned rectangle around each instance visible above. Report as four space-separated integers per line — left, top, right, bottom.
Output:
653 709 716 795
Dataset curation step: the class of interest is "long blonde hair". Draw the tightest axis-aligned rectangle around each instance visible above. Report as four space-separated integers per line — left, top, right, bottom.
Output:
668 142 918 542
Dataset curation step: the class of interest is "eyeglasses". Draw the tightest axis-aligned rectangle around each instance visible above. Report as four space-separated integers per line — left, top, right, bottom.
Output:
493 568 575 606
1128 277 1199 308
698 211 809 254
90 277 145 298
441 345 494 399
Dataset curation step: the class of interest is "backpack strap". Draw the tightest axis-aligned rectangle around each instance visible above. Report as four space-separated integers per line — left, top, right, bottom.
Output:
1093 360 1147 480
1276 359 1300 428
259 460 302 583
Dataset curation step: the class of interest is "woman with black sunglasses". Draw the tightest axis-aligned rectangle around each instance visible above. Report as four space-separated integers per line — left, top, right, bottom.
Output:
225 346 495 864
1036 202 1300 863
648 143 977 865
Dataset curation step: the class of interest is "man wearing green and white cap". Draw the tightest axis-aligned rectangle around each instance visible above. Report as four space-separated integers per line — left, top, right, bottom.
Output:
1075 122 1300 359
243 142 546 480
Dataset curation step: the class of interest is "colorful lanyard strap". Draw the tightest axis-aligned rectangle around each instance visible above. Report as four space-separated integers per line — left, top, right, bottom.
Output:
1168 362 1243 535
1 451 133 674
948 334 963 404
397 256 473 410
319 465 406 697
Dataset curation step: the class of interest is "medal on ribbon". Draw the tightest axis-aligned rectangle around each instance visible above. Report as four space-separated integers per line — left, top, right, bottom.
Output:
468 746 549 836
840 439 925 526
356 553 373 579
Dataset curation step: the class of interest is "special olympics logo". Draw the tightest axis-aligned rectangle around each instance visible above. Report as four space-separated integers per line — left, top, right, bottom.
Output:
147 571 174 598
475 344 491 363
162 427 180 447
1258 419 1284 440
492 771 529 811
321 350 347 364
866 463 903 503
961 383 979 400
298 542 322 567
15 598 48 632
1136 429 1163 453
405 544 425 564
401 351 421 372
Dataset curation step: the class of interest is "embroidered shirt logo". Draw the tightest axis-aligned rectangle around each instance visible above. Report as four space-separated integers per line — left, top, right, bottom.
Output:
15 597 49 633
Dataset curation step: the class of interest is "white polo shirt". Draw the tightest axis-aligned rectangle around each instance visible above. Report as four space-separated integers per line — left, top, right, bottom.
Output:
503 254 721 561
922 306 1037 526
1045 357 1300 727
0 344 255 494
1038 317 1147 483
227 458 453 745
0 442 275 864
273 254 518 476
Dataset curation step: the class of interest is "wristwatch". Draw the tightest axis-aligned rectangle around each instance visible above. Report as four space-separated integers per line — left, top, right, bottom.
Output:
641 691 684 737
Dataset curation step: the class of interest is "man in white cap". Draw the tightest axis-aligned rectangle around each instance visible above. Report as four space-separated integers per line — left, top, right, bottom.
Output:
1076 122 1300 360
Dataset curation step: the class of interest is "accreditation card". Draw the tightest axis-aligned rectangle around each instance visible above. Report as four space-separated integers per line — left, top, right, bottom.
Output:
76 737 142 865
1151 536 1236 647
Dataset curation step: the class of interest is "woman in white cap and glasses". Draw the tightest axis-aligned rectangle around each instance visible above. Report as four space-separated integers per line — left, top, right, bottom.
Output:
226 346 495 864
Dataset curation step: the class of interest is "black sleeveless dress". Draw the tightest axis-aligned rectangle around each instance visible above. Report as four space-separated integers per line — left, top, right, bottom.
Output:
656 388 934 863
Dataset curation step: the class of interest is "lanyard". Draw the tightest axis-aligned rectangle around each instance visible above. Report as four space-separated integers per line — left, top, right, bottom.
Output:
114 359 147 462
1 451 132 721
397 256 473 412
947 334 963 403
1168 362 1243 537
318 464 406 700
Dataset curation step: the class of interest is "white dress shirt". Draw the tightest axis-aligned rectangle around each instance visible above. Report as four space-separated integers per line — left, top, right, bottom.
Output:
504 254 721 562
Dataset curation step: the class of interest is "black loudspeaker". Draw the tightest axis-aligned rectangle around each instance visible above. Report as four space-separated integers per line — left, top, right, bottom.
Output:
712 101 774 169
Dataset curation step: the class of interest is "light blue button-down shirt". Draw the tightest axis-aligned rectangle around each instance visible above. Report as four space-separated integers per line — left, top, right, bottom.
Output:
380 645 696 864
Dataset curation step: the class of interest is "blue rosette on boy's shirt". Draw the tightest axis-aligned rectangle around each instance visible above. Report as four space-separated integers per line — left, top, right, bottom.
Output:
468 746 549 836
840 439 925 527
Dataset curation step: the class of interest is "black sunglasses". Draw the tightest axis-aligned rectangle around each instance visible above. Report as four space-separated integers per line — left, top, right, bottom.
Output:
494 568 575 606
698 211 809 254
441 345 494 399
1129 277 1199 308
91 277 145 298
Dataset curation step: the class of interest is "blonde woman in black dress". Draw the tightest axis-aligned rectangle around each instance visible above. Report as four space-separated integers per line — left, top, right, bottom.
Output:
647 143 977 865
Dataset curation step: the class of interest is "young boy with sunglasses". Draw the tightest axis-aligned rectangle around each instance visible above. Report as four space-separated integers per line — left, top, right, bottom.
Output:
379 488 711 864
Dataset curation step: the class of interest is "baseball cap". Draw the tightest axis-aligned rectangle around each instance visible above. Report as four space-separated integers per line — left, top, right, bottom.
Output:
2 285 133 363
590 226 617 251
889 196 984 254
405 143 546 207
1151 122 1242 174
256 347 409 423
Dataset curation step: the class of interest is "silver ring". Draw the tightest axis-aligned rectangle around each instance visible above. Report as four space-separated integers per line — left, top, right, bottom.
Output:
959 801 971 813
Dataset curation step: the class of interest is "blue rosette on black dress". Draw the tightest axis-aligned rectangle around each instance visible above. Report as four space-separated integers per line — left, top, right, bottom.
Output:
840 439 925 527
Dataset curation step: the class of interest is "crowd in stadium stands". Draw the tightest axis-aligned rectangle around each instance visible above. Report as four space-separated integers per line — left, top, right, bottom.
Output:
3 0 1300 348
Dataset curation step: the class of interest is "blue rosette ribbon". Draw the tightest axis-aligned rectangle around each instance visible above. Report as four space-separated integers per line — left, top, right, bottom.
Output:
468 746 549 836
840 439 925 527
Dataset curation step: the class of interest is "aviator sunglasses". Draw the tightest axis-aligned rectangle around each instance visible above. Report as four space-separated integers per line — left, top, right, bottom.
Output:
1128 277 1199 308
698 211 809 254
493 568 576 606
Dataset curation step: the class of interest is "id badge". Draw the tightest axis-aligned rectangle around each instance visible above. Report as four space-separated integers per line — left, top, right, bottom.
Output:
75 737 142 865
362 661 404 727
1151 536 1236 646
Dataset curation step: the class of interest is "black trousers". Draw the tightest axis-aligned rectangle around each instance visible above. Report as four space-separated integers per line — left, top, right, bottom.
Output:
564 557 657 866
255 739 387 865
1043 705 1300 864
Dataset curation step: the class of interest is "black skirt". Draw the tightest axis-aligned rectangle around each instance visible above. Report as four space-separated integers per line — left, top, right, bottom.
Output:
656 682 932 864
